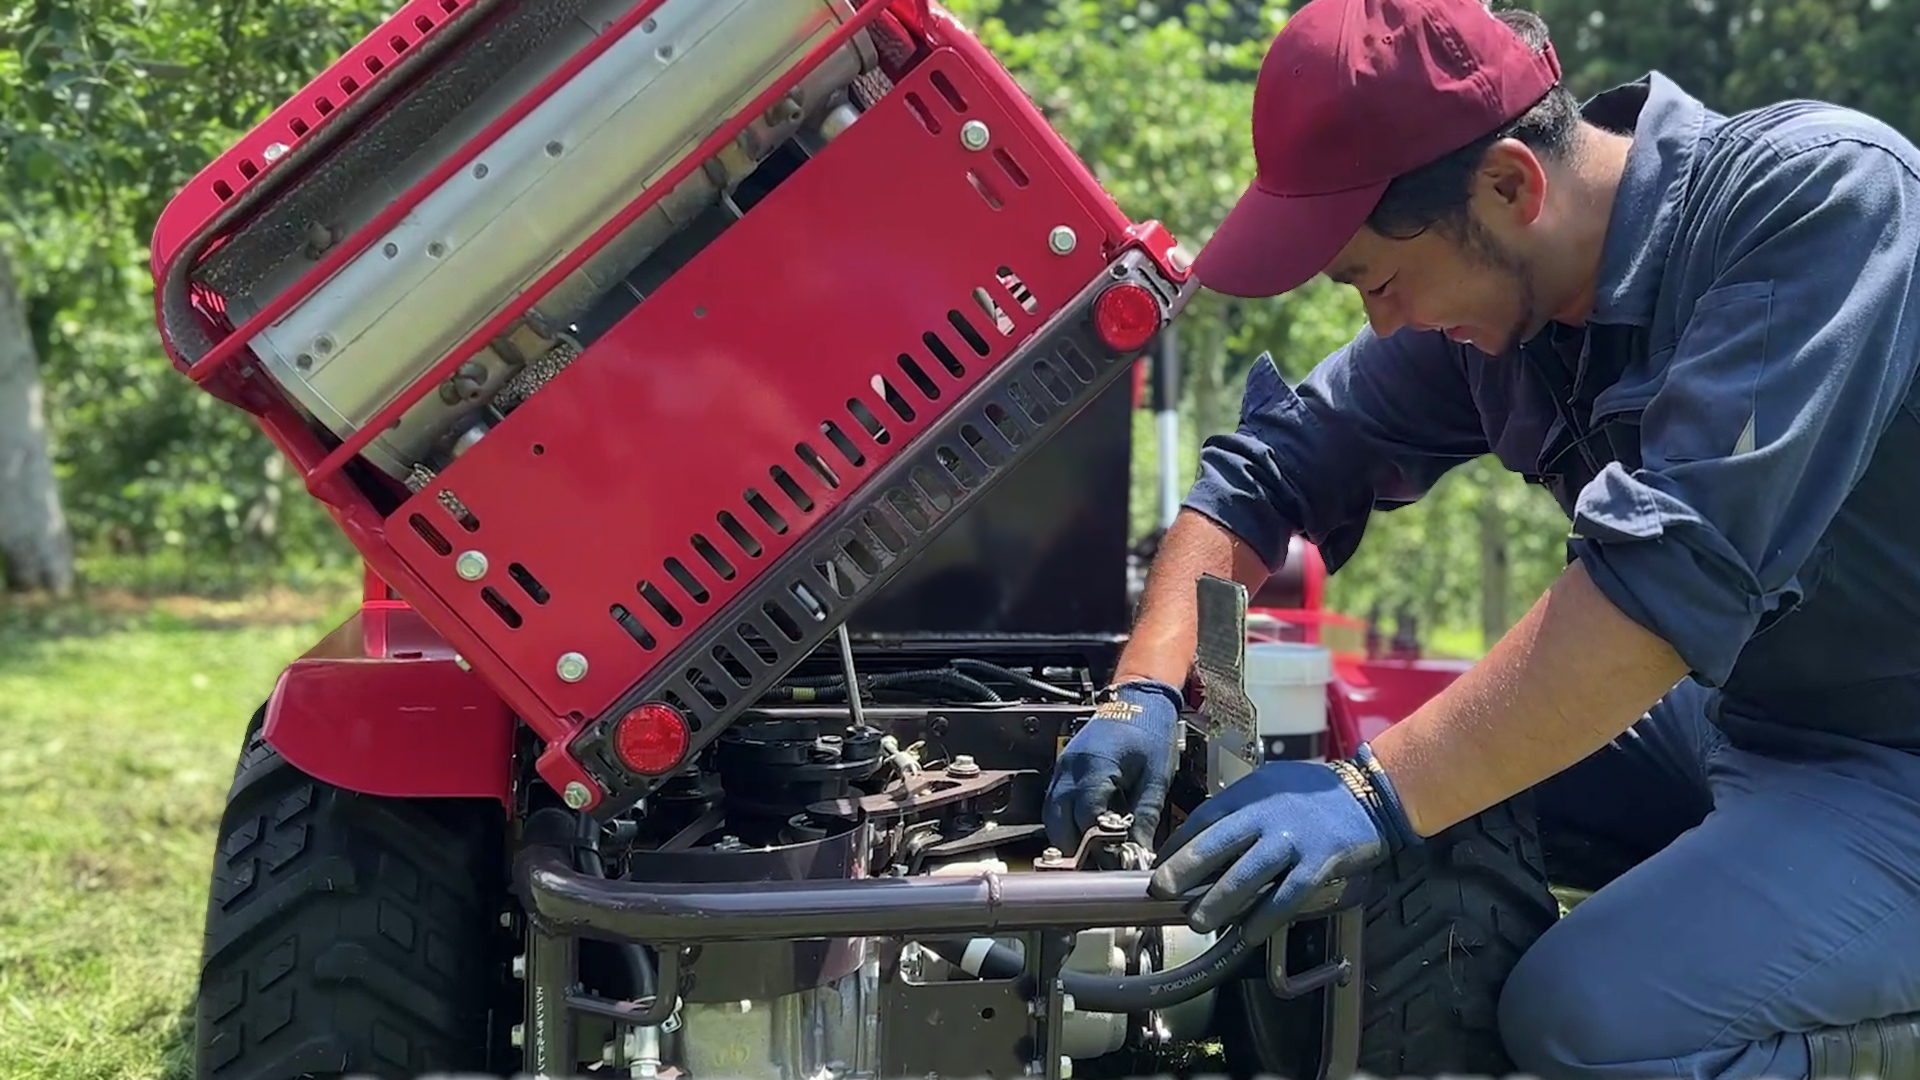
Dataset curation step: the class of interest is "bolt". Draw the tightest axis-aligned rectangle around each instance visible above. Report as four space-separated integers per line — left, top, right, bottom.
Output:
563 781 593 809
960 119 990 151
1041 846 1064 862
949 754 980 778
1048 225 1077 255
455 654 471 672
557 651 589 683
512 954 526 979
264 142 289 162
455 551 488 580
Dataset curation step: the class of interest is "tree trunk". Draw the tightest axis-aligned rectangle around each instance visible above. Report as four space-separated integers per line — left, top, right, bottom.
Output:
0 249 75 595
1478 477 1509 651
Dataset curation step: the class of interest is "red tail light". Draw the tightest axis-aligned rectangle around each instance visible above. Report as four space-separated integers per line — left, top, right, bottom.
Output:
613 703 691 775
1092 282 1161 353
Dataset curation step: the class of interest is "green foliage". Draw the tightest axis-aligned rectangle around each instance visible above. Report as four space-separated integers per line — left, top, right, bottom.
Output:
1 0 383 577
954 0 1570 643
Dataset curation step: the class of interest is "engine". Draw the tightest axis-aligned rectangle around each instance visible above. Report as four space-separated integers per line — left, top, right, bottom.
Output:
536 649 1228 1080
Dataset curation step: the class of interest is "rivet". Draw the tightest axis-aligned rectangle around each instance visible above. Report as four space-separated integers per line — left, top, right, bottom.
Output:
563 781 593 809
455 551 488 580
960 119 990 151
1048 225 1077 255
557 651 589 683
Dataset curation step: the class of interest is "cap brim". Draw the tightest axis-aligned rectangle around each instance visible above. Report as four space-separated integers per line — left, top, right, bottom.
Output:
1190 180 1387 299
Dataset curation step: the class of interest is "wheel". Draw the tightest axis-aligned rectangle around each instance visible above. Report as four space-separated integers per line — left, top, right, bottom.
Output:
193 704 516 1080
1218 791 1560 1079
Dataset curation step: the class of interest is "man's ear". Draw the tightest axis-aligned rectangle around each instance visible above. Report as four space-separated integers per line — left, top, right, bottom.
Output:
1477 139 1548 226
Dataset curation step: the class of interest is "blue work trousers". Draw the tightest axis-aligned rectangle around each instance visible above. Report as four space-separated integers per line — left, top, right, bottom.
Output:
1498 680 1920 1080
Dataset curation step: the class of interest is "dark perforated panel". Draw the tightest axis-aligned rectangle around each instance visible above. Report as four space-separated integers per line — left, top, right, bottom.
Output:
565 257 1180 816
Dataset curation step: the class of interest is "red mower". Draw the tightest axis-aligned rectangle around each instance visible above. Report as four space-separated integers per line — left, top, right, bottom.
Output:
151 3 1558 1078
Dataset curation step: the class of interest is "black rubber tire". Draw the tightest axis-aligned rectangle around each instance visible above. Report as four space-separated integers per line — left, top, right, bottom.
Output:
1219 791 1560 1079
192 705 515 1080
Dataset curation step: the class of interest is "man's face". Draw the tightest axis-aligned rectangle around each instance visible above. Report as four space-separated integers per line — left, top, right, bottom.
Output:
1321 141 1557 356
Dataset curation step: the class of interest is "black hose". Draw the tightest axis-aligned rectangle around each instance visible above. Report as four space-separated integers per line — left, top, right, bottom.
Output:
925 885 1310 1015
760 667 1002 704
1065 885 1297 1013
874 669 1000 701
925 937 1025 979
574 815 658 1000
950 658 1080 702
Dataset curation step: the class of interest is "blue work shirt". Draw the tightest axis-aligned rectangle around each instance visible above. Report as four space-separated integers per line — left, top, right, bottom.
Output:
1185 73 1920 756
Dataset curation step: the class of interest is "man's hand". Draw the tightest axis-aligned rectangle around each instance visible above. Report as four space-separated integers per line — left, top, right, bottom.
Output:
1044 679 1184 851
1048 510 1274 853
1147 745 1418 933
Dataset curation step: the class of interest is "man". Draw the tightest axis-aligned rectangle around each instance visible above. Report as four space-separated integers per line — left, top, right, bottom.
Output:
1042 0 1920 1077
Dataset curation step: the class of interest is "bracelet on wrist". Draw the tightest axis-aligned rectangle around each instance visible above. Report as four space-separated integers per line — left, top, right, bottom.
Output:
1329 743 1422 851
1091 678 1185 721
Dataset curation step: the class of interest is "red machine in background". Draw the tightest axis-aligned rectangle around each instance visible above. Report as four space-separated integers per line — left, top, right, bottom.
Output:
150 4 1556 1080
1247 535 1474 760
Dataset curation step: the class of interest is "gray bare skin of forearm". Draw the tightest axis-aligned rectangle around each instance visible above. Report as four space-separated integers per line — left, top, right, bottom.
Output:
1112 509 1276 689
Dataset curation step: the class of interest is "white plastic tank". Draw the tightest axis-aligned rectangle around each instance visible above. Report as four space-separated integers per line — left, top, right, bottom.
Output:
1210 640 1334 790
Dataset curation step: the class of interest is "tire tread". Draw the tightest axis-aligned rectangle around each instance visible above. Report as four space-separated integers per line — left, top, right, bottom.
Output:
194 715 508 1080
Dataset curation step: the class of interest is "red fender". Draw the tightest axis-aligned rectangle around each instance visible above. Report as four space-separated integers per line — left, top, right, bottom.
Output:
261 570 516 807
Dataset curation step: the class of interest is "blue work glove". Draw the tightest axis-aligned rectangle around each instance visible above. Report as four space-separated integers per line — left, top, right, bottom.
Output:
1147 743 1421 934
1044 679 1185 851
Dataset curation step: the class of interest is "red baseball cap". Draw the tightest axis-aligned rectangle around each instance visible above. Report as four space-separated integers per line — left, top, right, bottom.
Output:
1192 0 1562 299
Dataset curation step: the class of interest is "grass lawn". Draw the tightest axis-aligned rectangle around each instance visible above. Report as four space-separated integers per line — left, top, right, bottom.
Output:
0 586 356 1080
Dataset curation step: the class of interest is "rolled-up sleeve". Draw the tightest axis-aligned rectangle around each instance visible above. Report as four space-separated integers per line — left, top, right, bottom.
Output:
1183 326 1489 572
1571 128 1920 685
